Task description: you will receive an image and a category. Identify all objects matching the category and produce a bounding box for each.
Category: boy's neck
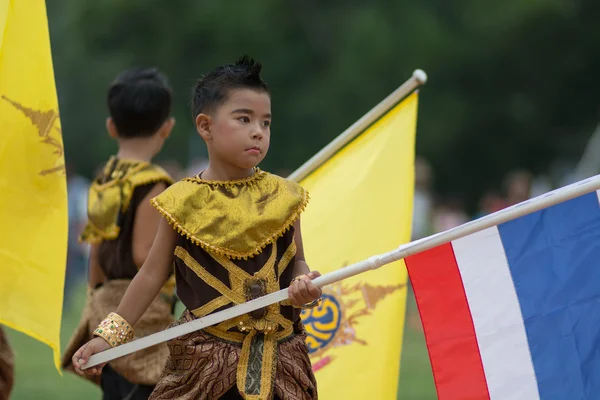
[201,162,255,181]
[116,138,158,162]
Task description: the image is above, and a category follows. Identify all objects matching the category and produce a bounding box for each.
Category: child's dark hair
[191,56,269,120]
[107,67,172,138]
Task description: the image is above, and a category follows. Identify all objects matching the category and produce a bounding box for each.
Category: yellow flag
[298,92,418,399]
[0,0,68,371]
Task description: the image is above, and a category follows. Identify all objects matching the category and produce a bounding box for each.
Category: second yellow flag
[298,92,419,399]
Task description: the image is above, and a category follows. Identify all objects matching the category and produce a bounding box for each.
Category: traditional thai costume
[145,168,318,400]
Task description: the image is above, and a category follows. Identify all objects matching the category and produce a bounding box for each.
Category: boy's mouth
[246,146,261,154]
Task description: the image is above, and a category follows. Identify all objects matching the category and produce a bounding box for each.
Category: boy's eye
[263,120,271,128]
[238,116,250,123]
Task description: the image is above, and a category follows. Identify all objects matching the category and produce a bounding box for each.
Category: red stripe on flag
[406,243,490,400]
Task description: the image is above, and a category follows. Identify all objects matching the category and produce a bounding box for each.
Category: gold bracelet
[302,297,322,309]
[291,274,308,283]
[291,297,322,309]
[93,312,134,348]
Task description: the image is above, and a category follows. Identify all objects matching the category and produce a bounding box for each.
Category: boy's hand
[288,271,322,308]
[72,337,111,376]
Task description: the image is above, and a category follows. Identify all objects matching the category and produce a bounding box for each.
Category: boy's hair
[191,55,269,120]
[108,67,172,138]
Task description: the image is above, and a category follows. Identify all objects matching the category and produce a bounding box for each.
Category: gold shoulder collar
[151,169,309,259]
[80,158,173,244]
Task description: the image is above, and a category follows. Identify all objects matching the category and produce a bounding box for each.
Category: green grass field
[5,286,436,399]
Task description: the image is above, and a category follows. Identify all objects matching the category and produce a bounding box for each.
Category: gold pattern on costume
[174,247,246,305]
[175,239,297,400]
[1,96,64,176]
[151,169,309,259]
[300,261,405,372]
[190,296,231,318]
[236,329,279,400]
[278,241,296,278]
[79,158,172,244]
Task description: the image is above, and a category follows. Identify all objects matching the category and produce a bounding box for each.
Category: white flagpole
[84,173,600,369]
[287,69,427,183]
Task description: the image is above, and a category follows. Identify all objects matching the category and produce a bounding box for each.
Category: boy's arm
[289,218,322,307]
[292,219,310,276]
[87,244,105,288]
[115,218,176,327]
[132,182,168,269]
[73,218,176,376]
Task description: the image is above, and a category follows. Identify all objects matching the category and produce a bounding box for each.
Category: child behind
[62,67,177,400]
[74,57,323,400]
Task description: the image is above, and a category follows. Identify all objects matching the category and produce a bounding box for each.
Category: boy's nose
[251,129,263,140]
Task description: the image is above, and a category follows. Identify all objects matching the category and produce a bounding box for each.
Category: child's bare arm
[132,182,168,268]
[72,219,176,376]
[116,218,176,326]
[288,218,322,306]
[292,219,310,276]
[87,244,105,288]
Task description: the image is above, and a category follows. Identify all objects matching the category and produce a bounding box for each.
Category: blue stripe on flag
[498,192,600,399]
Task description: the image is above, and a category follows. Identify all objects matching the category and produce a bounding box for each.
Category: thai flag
[406,190,600,399]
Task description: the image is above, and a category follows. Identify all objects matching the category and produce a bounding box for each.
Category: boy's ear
[196,113,212,142]
[159,117,176,139]
[106,117,118,138]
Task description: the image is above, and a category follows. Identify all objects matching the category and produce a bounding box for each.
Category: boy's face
[202,88,271,170]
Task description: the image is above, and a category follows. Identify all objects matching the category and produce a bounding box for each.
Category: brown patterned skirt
[61,280,175,386]
[149,310,317,400]
[0,327,14,400]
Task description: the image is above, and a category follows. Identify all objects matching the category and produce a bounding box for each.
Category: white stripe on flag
[453,227,540,400]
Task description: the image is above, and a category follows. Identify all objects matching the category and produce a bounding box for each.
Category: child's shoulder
[127,162,174,188]
[150,174,210,205]
[80,161,171,244]
[264,170,307,194]
[90,159,173,190]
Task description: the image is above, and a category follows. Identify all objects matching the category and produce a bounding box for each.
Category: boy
[74,57,322,400]
[63,67,177,400]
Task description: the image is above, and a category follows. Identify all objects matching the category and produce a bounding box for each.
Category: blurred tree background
[48,0,600,211]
